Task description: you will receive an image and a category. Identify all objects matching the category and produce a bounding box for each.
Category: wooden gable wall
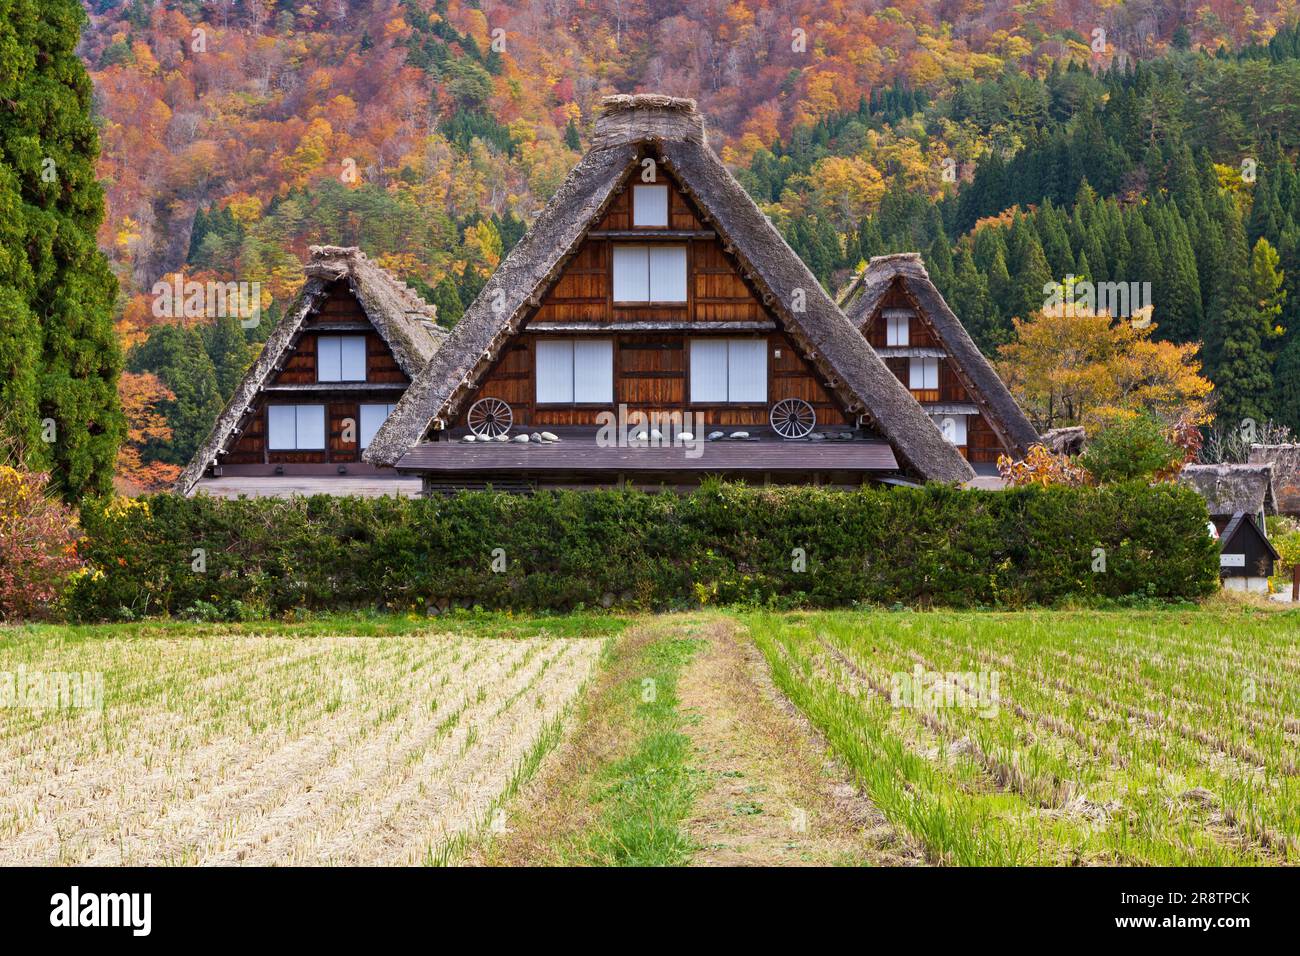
[460,167,849,430]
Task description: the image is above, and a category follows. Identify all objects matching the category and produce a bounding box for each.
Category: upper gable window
[632,184,669,227]
[612,245,687,302]
[318,335,367,382]
[886,313,910,346]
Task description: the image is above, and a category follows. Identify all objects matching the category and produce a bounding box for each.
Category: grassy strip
[576,633,704,865]
[480,620,707,866]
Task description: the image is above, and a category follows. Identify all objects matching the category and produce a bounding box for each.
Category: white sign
[1220,553,1246,568]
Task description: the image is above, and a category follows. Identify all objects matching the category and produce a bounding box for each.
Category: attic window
[612,245,687,302]
[632,184,669,227]
[886,313,910,346]
[318,335,367,382]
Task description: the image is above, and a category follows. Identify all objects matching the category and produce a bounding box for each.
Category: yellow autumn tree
[995,308,1214,432]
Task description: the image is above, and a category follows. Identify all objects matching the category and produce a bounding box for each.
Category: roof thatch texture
[365,96,972,483]
[1178,463,1275,517]
[175,246,446,496]
[1247,444,1300,516]
[842,252,1041,457]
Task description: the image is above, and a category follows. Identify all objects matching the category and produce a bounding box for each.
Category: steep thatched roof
[1178,463,1275,518]
[1247,444,1300,516]
[175,246,446,496]
[365,96,972,483]
[841,252,1040,457]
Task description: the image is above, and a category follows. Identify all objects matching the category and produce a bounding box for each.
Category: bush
[1081,411,1183,483]
[64,482,1220,621]
[0,465,83,621]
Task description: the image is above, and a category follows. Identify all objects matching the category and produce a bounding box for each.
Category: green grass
[565,630,705,866]
[742,607,1300,866]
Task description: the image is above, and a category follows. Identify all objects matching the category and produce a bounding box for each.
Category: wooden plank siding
[863,278,1010,463]
[455,169,852,432]
[223,282,410,466]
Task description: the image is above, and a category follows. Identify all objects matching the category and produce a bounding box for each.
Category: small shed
[1216,512,1279,593]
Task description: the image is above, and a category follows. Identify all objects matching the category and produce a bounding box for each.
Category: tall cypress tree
[1204,214,1277,426]
[1,0,122,496]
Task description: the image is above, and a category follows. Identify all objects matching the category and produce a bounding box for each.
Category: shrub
[0,465,83,621]
[1081,410,1183,483]
[63,482,1220,621]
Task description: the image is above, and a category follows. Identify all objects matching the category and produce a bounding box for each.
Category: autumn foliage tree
[116,372,182,491]
[995,307,1214,432]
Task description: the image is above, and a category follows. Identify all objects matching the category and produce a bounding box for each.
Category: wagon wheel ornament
[467,397,513,438]
[769,398,816,439]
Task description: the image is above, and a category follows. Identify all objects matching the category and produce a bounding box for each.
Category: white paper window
[359,403,396,449]
[689,339,729,403]
[887,314,910,346]
[536,339,575,403]
[909,357,938,390]
[933,414,967,446]
[612,246,650,301]
[633,184,669,227]
[318,335,367,382]
[612,245,687,302]
[267,404,326,450]
[535,339,613,403]
[727,339,767,402]
[648,245,688,301]
[267,405,296,450]
[690,339,768,403]
[573,339,614,403]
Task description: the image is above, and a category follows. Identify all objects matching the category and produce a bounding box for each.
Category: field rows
[744,611,1299,866]
[0,631,601,865]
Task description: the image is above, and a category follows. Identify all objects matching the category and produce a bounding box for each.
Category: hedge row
[66,482,1220,621]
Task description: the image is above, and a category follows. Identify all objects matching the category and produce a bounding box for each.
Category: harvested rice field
[0,625,603,865]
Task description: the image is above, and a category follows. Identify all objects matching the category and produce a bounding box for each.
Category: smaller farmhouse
[175,246,446,497]
[840,253,1040,471]
[1179,463,1279,593]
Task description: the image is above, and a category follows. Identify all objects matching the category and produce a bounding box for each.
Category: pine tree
[431,277,465,327]
[2,0,122,496]
[563,118,581,151]
[949,246,1002,354]
[1204,215,1278,426]
[205,315,253,401]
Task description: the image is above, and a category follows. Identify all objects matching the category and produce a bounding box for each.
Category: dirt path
[677,618,919,866]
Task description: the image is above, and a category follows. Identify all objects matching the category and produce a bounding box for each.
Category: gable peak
[594,94,704,149]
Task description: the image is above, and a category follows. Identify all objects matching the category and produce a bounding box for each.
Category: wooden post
[1292,564,1299,603]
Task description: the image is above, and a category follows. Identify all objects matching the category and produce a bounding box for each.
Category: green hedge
[66,482,1220,621]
